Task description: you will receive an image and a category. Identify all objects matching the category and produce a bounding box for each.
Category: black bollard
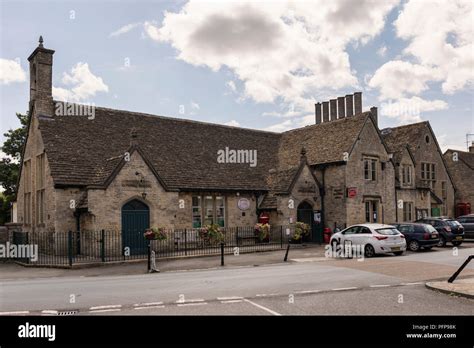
[220,242,225,266]
[284,243,291,262]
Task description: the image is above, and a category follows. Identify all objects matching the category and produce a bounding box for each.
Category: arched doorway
[297,201,322,243]
[121,199,150,255]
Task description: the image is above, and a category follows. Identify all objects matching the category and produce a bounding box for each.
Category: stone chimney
[370,106,378,127]
[28,36,55,116]
[337,97,345,119]
[330,99,337,121]
[315,103,322,124]
[345,94,354,117]
[354,92,362,114]
[322,101,329,122]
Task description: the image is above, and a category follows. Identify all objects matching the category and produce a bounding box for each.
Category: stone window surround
[192,194,226,228]
[401,164,413,187]
[403,201,414,222]
[363,155,379,182]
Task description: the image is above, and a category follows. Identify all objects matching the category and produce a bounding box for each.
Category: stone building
[443,145,474,217]
[20,38,463,250]
[381,122,456,220]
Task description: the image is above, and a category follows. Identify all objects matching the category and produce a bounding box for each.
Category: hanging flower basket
[254,223,270,242]
[144,227,168,241]
[198,224,225,244]
[292,222,310,242]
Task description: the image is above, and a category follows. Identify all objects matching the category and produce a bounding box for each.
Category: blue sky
[1,0,473,153]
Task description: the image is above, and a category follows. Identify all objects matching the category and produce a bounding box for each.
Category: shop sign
[347,187,357,198]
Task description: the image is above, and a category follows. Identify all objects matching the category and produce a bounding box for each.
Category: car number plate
[455,236,462,240]
[431,235,437,239]
[391,247,400,251]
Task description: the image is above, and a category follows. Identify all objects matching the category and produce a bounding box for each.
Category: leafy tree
[0,112,29,223]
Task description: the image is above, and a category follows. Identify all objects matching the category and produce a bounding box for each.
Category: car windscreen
[447,220,462,227]
[375,228,400,235]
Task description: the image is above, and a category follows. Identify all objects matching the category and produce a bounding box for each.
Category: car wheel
[364,244,375,258]
[437,236,446,247]
[452,241,463,247]
[394,251,404,256]
[408,240,420,252]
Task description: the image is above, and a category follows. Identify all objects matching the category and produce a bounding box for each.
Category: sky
[0,0,473,155]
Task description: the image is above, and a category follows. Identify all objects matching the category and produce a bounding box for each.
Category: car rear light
[399,234,405,238]
[423,233,430,240]
[374,235,388,240]
[444,226,451,232]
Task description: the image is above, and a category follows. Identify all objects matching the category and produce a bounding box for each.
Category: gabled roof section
[444,149,474,170]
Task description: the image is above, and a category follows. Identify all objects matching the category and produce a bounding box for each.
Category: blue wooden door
[122,200,150,255]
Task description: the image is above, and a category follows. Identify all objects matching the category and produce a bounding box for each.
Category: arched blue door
[122,199,150,255]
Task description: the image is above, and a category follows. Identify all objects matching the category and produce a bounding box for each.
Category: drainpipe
[320,166,326,229]
[74,210,81,254]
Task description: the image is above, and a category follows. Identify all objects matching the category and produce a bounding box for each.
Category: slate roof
[381,121,428,160]
[38,102,372,192]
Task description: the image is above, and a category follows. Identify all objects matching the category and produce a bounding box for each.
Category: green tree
[0,112,29,223]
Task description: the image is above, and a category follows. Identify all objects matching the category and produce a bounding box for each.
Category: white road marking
[217,296,243,301]
[332,287,358,291]
[41,310,58,315]
[295,290,321,294]
[89,309,122,313]
[0,311,30,315]
[244,299,282,316]
[134,305,165,310]
[256,293,279,297]
[89,305,122,310]
[133,302,163,307]
[401,282,423,286]
[221,300,243,304]
[177,302,208,307]
[175,298,204,304]
[369,284,391,288]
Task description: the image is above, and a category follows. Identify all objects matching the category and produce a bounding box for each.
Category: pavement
[0,244,473,315]
[426,278,474,299]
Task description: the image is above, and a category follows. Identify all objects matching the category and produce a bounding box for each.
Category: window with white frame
[364,158,377,181]
[192,195,226,228]
[401,165,413,186]
[403,202,413,222]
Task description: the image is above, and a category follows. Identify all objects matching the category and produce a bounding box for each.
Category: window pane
[365,202,370,222]
[216,196,225,227]
[192,196,202,228]
[204,196,214,225]
[364,160,369,179]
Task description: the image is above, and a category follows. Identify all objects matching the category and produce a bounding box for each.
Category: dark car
[415,217,464,247]
[457,214,474,240]
[392,223,439,251]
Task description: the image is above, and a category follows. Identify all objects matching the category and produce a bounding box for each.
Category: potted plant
[254,223,270,243]
[199,224,224,244]
[144,227,168,241]
[291,222,310,243]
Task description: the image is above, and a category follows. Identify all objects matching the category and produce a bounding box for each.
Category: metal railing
[8,225,296,267]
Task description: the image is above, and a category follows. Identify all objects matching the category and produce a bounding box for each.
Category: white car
[329,224,406,257]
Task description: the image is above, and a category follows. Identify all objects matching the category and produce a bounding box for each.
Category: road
[0,246,473,315]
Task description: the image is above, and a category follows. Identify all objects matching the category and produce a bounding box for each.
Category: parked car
[330,224,406,258]
[456,214,474,240]
[415,217,464,247]
[391,223,439,251]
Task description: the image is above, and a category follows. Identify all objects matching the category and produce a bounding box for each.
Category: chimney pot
[330,99,337,121]
[337,97,345,119]
[345,94,354,117]
[354,92,362,114]
[469,143,474,153]
[315,103,322,124]
[322,101,330,123]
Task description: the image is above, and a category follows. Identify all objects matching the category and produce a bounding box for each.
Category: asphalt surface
[1,246,473,315]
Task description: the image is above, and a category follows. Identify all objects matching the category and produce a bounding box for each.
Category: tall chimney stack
[28,36,55,116]
[330,99,337,121]
[315,103,322,124]
[345,94,354,117]
[337,97,345,119]
[354,92,362,114]
[370,106,378,128]
[322,101,330,123]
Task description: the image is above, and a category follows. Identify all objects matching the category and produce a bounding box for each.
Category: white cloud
[380,96,448,124]
[224,120,240,127]
[0,58,26,85]
[53,62,109,102]
[368,60,443,100]
[377,45,387,57]
[389,0,473,95]
[110,22,142,37]
[226,80,237,93]
[146,0,399,112]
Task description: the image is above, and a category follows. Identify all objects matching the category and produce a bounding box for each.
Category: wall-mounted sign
[237,198,250,211]
[314,211,321,223]
[347,187,357,198]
